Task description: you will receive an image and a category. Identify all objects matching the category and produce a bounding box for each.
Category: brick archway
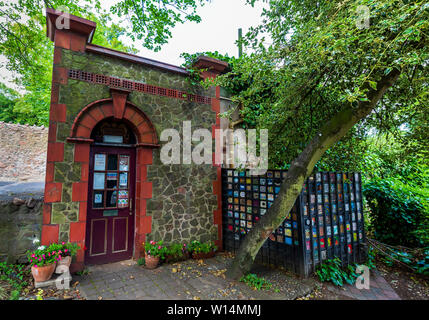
[67,97,158,146]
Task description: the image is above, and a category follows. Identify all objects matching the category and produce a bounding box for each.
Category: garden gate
[222,169,367,277]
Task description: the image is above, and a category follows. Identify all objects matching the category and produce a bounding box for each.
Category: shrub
[315,257,358,287]
[165,243,188,262]
[240,273,272,290]
[188,240,217,254]
[363,177,429,247]
[137,257,145,266]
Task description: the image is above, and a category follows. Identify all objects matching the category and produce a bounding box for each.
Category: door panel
[90,219,107,256]
[85,146,135,265]
[112,217,128,253]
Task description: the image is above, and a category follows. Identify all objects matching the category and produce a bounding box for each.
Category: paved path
[326,269,401,300]
[75,253,315,300]
[75,253,400,300]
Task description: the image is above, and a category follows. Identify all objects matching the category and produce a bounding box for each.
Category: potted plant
[189,240,217,260]
[26,245,61,283]
[165,243,189,263]
[48,242,80,273]
[143,240,168,269]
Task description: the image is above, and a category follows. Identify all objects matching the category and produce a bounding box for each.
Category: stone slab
[35,272,72,289]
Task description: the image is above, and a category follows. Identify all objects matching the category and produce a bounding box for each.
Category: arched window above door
[67,98,159,148]
[91,118,137,146]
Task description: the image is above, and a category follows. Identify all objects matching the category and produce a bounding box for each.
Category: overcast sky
[0,0,268,90]
[109,0,268,66]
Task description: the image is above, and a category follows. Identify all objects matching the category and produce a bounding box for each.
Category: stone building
[42,9,232,270]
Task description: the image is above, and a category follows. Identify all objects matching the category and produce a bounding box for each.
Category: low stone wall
[0,195,43,263]
[0,121,48,182]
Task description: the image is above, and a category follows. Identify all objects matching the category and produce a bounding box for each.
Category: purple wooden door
[85,146,135,264]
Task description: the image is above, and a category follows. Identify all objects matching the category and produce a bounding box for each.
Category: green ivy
[314,255,378,287]
[0,262,30,300]
[240,273,272,291]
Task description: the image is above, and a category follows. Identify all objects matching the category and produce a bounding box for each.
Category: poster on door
[94,154,106,171]
[118,190,129,208]
[119,156,129,171]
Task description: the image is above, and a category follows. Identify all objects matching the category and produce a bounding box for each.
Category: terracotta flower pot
[55,256,72,273]
[192,251,215,260]
[145,254,160,269]
[31,263,57,282]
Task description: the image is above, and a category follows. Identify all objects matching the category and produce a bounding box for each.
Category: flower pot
[145,254,160,269]
[192,251,215,260]
[55,256,72,273]
[165,251,190,264]
[31,263,57,283]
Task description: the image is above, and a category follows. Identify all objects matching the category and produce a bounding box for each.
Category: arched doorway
[66,91,160,266]
[85,119,137,264]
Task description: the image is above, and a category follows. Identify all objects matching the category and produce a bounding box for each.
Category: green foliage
[0,261,30,300]
[47,242,80,257]
[363,177,429,247]
[111,0,209,52]
[137,257,145,266]
[0,83,20,123]
[213,0,428,170]
[315,258,359,287]
[75,268,90,276]
[240,273,272,290]
[26,241,81,267]
[165,243,188,261]
[371,241,429,276]
[415,250,429,276]
[187,240,217,254]
[26,245,59,267]
[144,240,168,259]
[0,1,139,126]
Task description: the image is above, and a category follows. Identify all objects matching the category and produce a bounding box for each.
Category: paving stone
[76,257,399,301]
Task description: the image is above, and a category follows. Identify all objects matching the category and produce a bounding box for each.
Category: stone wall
[47,48,219,246]
[0,121,47,182]
[0,196,43,263]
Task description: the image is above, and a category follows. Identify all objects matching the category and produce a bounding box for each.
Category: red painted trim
[70,222,86,243]
[41,225,59,246]
[210,85,224,250]
[44,182,62,203]
[43,204,52,225]
[46,8,96,43]
[46,142,64,162]
[66,137,94,144]
[49,104,67,123]
[68,98,159,145]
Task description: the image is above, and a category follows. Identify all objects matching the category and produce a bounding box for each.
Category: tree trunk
[226,69,401,279]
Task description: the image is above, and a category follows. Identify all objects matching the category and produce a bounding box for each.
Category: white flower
[37,245,46,251]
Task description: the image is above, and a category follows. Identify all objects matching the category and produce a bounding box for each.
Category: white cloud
[0,0,269,89]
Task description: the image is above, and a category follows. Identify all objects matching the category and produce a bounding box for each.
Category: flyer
[93,172,105,190]
[94,154,106,171]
